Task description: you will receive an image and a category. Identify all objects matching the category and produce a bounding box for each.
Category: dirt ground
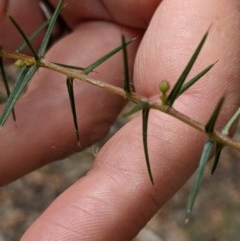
[0,65,240,240]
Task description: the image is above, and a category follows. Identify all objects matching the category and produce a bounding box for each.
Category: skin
[0,0,240,240]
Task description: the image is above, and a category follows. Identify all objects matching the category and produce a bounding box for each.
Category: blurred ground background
[0,65,240,241]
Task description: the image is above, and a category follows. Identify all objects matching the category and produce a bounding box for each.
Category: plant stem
[1,49,240,152]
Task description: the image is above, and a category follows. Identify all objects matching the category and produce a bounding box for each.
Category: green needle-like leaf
[167,30,209,106]
[211,143,223,175]
[66,77,80,146]
[121,34,131,93]
[142,105,154,185]
[83,38,134,75]
[53,62,85,71]
[222,107,240,136]
[0,50,11,97]
[178,62,216,97]
[17,19,50,52]
[124,101,154,184]
[205,97,224,133]
[186,139,214,222]
[0,53,16,120]
[0,52,9,96]
[38,0,64,57]
[8,16,39,61]
[210,107,240,174]
[0,66,38,126]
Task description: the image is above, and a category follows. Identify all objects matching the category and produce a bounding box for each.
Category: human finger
[20,0,240,241]
[0,0,45,51]
[0,21,140,184]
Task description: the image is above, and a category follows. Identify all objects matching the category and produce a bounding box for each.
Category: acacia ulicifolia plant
[0,0,239,220]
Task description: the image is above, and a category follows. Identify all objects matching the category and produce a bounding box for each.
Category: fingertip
[134,0,240,101]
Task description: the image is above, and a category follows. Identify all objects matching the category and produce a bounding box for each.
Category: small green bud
[15,59,26,68]
[15,59,34,68]
[159,80,170,105]
[159,80,170,93]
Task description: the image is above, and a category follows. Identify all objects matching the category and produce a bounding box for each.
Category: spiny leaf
[38,0,64,57]
[83,38,134,75]
[66,77,80,146]
[0,66,38,126]
[178,61,217,97]
[17,19,50,52]
[123,101,149,117]
[185,139,214,223]
[205,97,224,133]
[8,16,39,61]
[142,105,154,185]
[167,29,210,106]
[53,62,85,71]
[210,108,240,174]
[121,34,131,93]
[0,51,16,120]
[211,143,223,175]
[222,107,240,136]
[124,101,154,184]
[0,49,9,95]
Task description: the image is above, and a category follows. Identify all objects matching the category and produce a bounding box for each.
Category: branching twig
[1,48,239,152]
